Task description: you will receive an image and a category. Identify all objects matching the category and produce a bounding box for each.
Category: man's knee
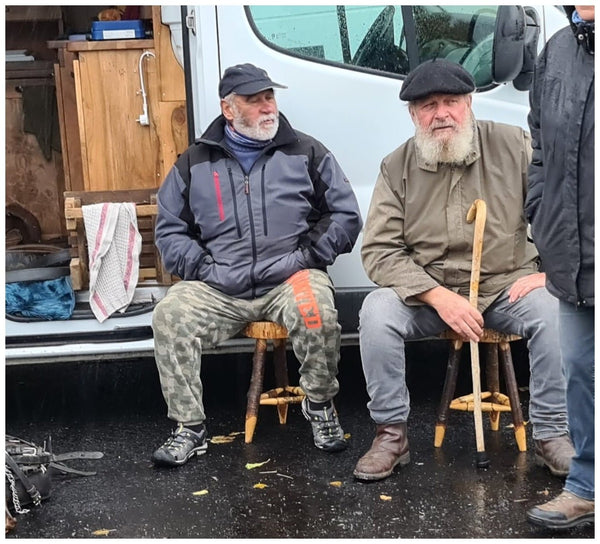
[360,288,398,332]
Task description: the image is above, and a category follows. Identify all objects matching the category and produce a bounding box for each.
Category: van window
[413,6,497,87]
[246,5,410,75]
[246,5,499,87]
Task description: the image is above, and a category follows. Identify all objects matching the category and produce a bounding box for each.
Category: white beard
[414,115,475,165]
[231,111,279,141]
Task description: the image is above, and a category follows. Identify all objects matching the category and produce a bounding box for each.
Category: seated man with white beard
[354,59,573,481]
[151,63,362,466]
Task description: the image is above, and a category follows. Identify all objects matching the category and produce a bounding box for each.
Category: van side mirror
[492,5,525,84]
[512,7,541,91]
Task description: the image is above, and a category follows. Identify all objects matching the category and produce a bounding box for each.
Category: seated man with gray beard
[354,59,573,481]
[151,63,362,466]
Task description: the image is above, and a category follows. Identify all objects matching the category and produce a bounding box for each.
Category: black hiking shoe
[301,398,348,452]
[151,423,208,467]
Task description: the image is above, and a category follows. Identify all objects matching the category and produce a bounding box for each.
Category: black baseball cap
[218,63,287,99]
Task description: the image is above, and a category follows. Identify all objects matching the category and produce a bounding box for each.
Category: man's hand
[416,286,483,342]
[508,272,546,303]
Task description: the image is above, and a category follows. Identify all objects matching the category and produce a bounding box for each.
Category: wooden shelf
[66,39,154,53]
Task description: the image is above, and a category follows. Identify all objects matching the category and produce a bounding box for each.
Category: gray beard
[232,113,279,141]
[414,116,476,165]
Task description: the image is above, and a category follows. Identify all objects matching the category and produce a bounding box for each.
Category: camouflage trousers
[152,269,341,425]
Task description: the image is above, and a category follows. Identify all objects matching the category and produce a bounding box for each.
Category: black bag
[5,435,103,515]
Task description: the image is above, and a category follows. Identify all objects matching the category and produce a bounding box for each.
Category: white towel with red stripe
[82,203,142,323]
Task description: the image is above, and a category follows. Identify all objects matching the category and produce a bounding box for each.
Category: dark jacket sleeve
[524,44,546,228]
[300,150,363,268]
[155,163,215,281]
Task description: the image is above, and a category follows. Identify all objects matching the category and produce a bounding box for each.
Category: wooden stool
[434,329,526,452]
[243,321,305,443]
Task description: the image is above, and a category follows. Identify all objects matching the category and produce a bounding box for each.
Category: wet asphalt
[5,343,594,539]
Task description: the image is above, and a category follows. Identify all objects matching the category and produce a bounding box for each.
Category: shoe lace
[546,491,577,508]
[314,409,342,438]
[163,424,190,451]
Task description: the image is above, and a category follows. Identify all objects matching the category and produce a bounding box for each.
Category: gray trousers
[359,286,568,440]
[152,269,341,425]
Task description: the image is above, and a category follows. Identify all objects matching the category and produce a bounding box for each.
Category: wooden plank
[65,189,157,204]
[54,62,71,190]
[53,50,84,192]
[66,39,154,53]
[152,6,186,102]
[158,101,187,180]
[64,203,157,220]
[72,59,91,190]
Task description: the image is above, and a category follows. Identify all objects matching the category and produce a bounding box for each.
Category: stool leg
[273,338,289,425]
[483,343,501,431]
[435,339,463,447]
[499,341,526,452]
[245,338,267,444]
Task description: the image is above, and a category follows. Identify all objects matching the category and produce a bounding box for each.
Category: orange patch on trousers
[286,270,322,329]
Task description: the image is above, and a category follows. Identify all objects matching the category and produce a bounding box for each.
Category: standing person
[353,59,574,482]
[150,63,362,466]
[525,5,594,530]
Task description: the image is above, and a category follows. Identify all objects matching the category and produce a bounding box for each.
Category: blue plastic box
[91,20,145,40]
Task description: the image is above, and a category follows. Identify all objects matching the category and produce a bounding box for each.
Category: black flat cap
[219,63,287,99]
[400,59,475,101]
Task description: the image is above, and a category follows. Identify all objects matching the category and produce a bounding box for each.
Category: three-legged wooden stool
[434,329,527,452]
[243,321,305,443]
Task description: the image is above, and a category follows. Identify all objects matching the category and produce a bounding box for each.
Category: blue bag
[6,276,75,320]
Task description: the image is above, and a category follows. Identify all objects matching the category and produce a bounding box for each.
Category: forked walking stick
[466,199,490,469]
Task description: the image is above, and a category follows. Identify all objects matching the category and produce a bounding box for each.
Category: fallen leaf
[210,435,236,444]
[329,481,343,487]
[253,482,268,489]
[246,459,271,470]
[92,529,116,536]
[380,495,392,501]
[192,489,209,496]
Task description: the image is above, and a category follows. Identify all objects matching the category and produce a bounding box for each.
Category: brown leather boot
[534,435,575,477]
[527,490,594,529]
[353,423,410,481]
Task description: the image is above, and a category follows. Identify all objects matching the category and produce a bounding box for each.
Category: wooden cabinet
[72,39,161,191]
[51,6,188,193]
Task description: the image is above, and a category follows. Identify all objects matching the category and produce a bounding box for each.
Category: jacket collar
[414,121,480,172]
[196,112,298,150]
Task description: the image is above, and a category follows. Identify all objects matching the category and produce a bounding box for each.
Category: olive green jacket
[362,120,539,311]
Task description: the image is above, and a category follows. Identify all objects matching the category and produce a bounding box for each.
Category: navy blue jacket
[156,113,362,299]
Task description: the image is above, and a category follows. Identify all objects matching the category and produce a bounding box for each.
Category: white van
[5,5,568,364]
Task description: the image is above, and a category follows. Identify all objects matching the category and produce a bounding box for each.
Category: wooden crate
[64,189,174,290]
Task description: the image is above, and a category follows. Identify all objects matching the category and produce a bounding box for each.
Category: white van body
[5,5,568,364]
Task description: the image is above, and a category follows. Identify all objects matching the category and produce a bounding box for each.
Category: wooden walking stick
[466,199,490,469]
